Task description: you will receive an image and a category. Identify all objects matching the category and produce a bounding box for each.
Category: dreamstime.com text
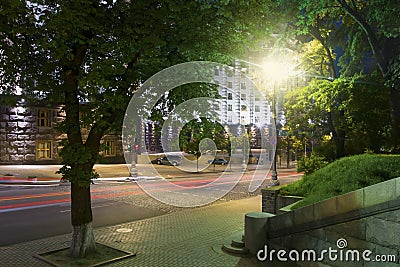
[257,238,397,264]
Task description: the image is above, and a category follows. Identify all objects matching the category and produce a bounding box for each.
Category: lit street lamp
[238,57,299,186]
[263,60,298,186]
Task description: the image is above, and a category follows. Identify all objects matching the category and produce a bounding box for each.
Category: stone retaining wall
[261,188,303,214]
[262,178,400,266]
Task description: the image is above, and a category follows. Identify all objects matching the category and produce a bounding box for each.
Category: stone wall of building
[0,103,125,164]
[0,104,64,164]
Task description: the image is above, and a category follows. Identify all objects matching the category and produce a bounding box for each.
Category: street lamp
[260,59,298,186]
[270,81,279,184]
[236,57,298,186]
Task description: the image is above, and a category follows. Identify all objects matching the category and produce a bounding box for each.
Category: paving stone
[0,196,265,267]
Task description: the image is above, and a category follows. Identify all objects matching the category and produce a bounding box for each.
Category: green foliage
[179,118,230,155]
[277,0,400,150]
[285,73,391,158]
[297,154,328,175]
[56,141,99,187]
[281,154,400,209]
[1,0,273,190]
[150,83,220,124]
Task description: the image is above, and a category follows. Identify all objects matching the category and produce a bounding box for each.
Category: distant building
[213,61,272,126]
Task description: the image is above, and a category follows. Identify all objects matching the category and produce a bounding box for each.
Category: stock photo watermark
[257,238,397,264]
[122,61,276,207]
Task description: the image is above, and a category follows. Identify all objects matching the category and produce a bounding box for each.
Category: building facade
[214,61,271,126]
[0,62,277,165]
[0,102,124,164]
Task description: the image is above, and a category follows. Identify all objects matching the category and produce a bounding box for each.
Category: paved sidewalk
[0,196,272,267]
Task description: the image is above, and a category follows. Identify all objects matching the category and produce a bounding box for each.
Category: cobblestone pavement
[0,196,273,267]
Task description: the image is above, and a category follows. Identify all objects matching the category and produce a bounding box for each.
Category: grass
[279,154,400,209]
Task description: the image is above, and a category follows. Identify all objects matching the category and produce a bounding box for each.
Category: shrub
[297,154,328,175]
[284,154,400,209]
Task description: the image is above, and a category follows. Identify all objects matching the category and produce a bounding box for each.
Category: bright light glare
[261,60,298,82]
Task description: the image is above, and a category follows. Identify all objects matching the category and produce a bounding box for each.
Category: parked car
[152,155,182,166]
[208,158,228,165]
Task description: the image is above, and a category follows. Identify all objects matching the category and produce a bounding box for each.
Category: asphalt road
[0,185,165,246]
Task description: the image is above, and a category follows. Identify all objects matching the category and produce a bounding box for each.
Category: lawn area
[280,154,400,209]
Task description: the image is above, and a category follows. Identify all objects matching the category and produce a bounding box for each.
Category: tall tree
[278,0,400,151]
[334,0,400,151]
[285,73,391,159]
[285,78,351,160]
[1,0,272,257]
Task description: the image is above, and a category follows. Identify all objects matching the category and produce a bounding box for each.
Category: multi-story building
[213,61,271,126]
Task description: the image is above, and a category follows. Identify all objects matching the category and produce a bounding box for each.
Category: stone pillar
[262,188,280,214]
[244,212,275,255]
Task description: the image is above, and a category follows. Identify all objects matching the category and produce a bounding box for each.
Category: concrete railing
[266,177,400,239]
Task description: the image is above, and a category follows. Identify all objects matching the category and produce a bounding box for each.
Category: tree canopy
[1,0,276,257]
[273,0,400,156]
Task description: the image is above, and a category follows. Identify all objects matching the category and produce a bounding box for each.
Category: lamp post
[261,61,296,186]
[270,81,279,185]
[237,57,299,186]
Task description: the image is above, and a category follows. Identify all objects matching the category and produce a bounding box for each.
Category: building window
[255,95,261,101]
[104,140,116,156]
[227,93,233,100]
[241,93,246,100]
[228,116,232,123]
[36,141,52,159]
[241,82,246,89]
[228,104,233,111]
[255,105,260,112]
[227,81,232,88]
[37,109,51,127]
[241,105,247,111]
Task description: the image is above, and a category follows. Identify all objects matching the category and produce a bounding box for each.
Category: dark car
[208,158,228,165]
[152,155,182,166]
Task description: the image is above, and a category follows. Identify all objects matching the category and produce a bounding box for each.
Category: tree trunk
[327,111,345,159]
[286,136,290,168]
[335,129,346,158]
[389,87,400,152]
[70,180,96,257]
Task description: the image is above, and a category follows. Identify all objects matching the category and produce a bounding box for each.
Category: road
[0,183,165,246]
[0,167,302,246]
